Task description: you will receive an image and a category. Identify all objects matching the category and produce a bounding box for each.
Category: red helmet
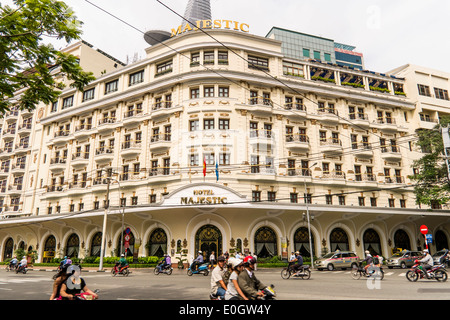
[244,256,256,265]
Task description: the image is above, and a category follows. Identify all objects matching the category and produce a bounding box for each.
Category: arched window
[435,230,448,251]
[3,237,14,260]
[65,234,80,258]
[147,228,167,257]
[254,227,278,258]
[294,227,315,257]
[330,228,349,252]
[43,235,56,263]
[90,232,102,257]
[363,228,382,256]
[394,229,411,251]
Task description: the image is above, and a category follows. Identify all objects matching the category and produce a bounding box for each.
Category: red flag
[203,157,207,178]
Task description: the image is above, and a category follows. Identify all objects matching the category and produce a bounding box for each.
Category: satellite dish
[144,30,171,46]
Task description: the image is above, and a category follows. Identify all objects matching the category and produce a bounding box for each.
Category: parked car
[314,251,360,271]
[432,250,449,267]
[386,250,422,269]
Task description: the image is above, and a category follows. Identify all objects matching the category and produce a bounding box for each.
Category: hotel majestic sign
[171,19,250,37]
[180,189,227,205]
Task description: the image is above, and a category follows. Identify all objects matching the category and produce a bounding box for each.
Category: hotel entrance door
[195,225,222,262]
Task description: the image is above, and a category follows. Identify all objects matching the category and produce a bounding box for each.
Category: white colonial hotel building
[1,25,450,264]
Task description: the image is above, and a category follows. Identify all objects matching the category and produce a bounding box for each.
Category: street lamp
[303,162,317,269]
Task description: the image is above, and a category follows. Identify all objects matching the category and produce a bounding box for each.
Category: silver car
[314,251,360,271]
[433,250,449,266]
[386,250,422,269]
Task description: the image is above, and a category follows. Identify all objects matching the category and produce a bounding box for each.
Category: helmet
[198,251,202,254]
[229,258,243,268]
[217,255,226,262]
[423,249,429,253]
[295,251,300,255]
[365,250,370,254]
[244,255,256,265]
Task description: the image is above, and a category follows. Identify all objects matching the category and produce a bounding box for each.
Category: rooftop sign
[171,19,250,37]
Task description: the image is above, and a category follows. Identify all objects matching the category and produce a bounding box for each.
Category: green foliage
[410,116,450,206]
[0,0,95,113]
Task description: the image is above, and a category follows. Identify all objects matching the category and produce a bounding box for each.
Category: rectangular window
[290,193,298,203]
[324,53,331,62]
[204,153,215,165]
[388,198,395,208]
[338,195,346,205]
[203,51,215,64]
[358,197,365,206]
[191,52,200,66]
[190,88,200,99]
[190,154,199,166]
[303,48,310,58]
[252,191,261,202]
[248,55,269,71]
[267,191,276,202]
[219,153,230,165]
[218,119,229,130]
[314,51,321,60]
[129,70,144,86]
[370,197,377,207]
[218,86,229,97]
[218,51,228,64]
[417,84,431,97]
[204,86,214,97]
[189,120,199,131]
[400,199,406,208]
[105,79,118,94]
[325,195,333,205]
[434,87,449,100]
[51,101,58,113]
[203,119,214,130]
[156,60,173,75]
[82,88,95,102]
[62,95,74,109]
[283,61,304,77]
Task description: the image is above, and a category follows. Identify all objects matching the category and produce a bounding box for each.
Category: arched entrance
[147,228,167,257]
[363,228,382,256]
[195,225,222,262]
[330,228,349,252]
[90,232,102,257]
[44,235,56,263]
[254,227,278,258]
[65,234,80,258]
[293,227,315,257]
[3,237,13,260]
[394,229,411,251]
[435,230,449,251]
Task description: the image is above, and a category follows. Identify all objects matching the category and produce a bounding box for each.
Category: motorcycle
[256,284,276,300]
[351,262,384,280]
[281,263,311,280]
[187,262,209,276]
[111,262,130,277]
[406,259,447,282]
[15,264,27,274]
[75,289,100,300]
[154,262,173,275]
[5,262,18,272]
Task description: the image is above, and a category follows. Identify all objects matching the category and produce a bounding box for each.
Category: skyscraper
[181,0,212,29]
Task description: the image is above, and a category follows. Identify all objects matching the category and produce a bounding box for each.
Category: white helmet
[423,249,429,253]
[229,258,243,268]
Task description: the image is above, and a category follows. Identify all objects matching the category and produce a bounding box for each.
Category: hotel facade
[1,25,450,265]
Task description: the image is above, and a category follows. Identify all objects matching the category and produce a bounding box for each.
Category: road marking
[385,272,394,276]
[399,273,406,277]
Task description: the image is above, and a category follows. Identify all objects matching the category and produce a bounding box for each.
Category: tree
[0,0,95,113]
[410,115,450,208]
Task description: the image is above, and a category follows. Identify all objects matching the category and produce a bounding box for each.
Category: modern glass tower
[181,0,212,29]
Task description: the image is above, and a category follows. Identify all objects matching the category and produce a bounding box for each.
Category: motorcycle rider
[62,256,72,267]
[118,254,128,273]
[9,256,18,270]
[237,256,265,300]
[362,250,373,273]
[191,251,204,271]
[158,253,171,272]
[419,249,434,278]
[18,256,27,272]
[291,251,304,275]
[59,265,98,300]
[210,255,227,299]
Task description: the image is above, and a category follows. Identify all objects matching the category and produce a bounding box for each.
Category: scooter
[256,284,276,300]
[154,262,173,275]
[15,264,27,274]
[74,289,100,300]
[111,262,130,276]
[187,262,209,276]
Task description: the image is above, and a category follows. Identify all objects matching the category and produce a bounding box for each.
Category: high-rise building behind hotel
[181,0,212,29]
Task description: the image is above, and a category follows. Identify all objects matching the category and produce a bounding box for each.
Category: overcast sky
[24,0,450,73]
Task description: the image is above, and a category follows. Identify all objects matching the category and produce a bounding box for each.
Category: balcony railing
[250,129,272,138]
[248,97,273,107]
[385,176,405,184]
[151,133,171,142]
[152,101,173,111]
[148,167,171,176]
[98,117,117,125]
[285,134,309,143]
[286,168,312,177]
[354,173,376,182]
[123,109,143,118]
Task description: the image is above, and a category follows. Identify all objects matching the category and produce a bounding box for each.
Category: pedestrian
[252,252,258,271]
[209,251,216,270]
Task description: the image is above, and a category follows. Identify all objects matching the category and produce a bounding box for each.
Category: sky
[9,0,450,73]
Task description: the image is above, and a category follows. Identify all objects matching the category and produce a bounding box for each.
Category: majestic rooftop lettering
[171,19,250,37]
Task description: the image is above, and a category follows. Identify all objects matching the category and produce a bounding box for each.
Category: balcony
[121,141,142,158]
[372,118,397,132]
[320,138,343,154]
[11,163,26,174]
[52,130,71,145]
[97,117,118,133]
[380,146,402,161]
[150,133,171,151]
[17,124,32,135]
[348,113,370,128]
[94,147,114,163]
[0,167,9,177]
[283,103,307,119]
[8,184,23,195]
[123,109,146,127]
[151,101,176,118]
[14,143,30,155]
[249,130,274,147]
[320,172,347,186]
[242,97,273,114]
[285,168,312,179]
[351,143,373,158]
[0,147,13,159]
[49,158,67,172]
[68,182,89,195]
[352,173,377,187]
[285,134,310,151]
[71,153,90,168]
[2,129,16,140]
[148,167,181,183]
[316,108,339,124]
[74,124,94,140]
[384,176,406,185]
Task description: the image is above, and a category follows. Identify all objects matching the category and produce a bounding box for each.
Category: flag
[215,157,219,182]
[203,156,207,181]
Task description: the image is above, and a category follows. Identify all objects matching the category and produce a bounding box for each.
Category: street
[0,266,449,300]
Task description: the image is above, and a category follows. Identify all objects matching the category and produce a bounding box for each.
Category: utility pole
[303,162,317,268]
[98,174,110,271]
[442,126,450,181]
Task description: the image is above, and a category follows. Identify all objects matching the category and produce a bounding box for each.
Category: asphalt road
[1,266,449,301]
